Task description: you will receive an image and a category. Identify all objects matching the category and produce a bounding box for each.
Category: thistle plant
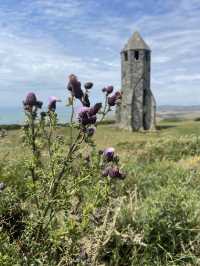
[0,75,125,264]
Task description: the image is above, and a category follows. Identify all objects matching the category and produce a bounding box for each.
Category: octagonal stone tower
[116,31,156,131]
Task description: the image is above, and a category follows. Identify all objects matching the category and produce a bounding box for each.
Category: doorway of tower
[143,88,149,130]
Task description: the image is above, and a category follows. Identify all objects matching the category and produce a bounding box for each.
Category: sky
[0,0,200,107]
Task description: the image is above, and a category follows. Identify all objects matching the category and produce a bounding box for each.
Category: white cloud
[0,26,119,107]
[153,56,171,64]
[174,74,200,81]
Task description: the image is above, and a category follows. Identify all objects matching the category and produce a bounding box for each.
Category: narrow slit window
[124,51,128,61]
[134,50,139,60]
[145,51,149,61]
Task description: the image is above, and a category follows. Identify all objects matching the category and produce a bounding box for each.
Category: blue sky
[0,0,200,107]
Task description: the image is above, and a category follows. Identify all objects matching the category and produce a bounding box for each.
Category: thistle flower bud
[48,96,60,112]
[102,86,114,95]
[86,127,96,137]
[67,74,84,100]
[106,85,114,95]
[88,103,102,116]
[84,82,93,90]
[103,147,115,161]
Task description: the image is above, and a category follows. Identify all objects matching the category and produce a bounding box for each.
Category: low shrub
[136,182,200,264]
[0,124,21,130]
[137,136,200,163]
[98,181,200,265]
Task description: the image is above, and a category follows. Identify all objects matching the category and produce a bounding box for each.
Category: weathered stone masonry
[116,32,156,131]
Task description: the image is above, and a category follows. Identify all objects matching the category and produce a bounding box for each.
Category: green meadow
[1,119,200,265]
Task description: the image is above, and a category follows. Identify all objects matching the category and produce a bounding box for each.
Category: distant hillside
[158,105,200,112]
[157,105,200,120]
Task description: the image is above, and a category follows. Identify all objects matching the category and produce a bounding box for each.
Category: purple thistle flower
[67,74,84,100]
[48,96,60,112]
[102,166,126,179]
[108,167,126,179]
[108,91,122,107]
[84,82,93,90]
[23,92,43,111]
[24,92,37,106]
[77,107,97,126]
[88,103,102,116]
[103,147,115,161]
[77,107,90,125]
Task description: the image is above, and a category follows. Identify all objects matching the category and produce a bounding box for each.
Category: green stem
[97,95,110,125]
[35,130,84,239]
[70,98,75,145]
[29,112,40,210]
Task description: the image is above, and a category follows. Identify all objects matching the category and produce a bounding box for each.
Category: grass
[2,119,200,264]
[2,119,200,159]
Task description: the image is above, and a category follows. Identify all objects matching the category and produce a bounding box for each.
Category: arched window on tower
[134,50,139,60]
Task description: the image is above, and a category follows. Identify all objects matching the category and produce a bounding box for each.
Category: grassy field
[1,119,200,265]
[2,119,200,161]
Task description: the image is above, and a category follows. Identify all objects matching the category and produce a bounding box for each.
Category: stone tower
[116,31,156,131]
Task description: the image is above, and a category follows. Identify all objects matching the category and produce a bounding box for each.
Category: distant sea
[0,105,116,125]
[0,106,72,125]
[2,105,200,125]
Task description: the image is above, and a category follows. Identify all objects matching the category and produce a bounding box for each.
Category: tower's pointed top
[123,31,150,51]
